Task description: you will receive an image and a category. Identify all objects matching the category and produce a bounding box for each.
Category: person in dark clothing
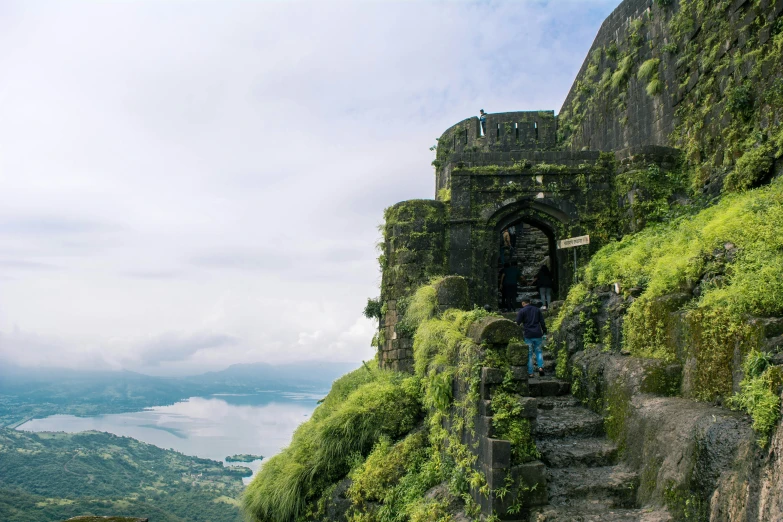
[533,263,554,310]
[479,109,487,135]
[515,298,547,377]
[500,261,520,311]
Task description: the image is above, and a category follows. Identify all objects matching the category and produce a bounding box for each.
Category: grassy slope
[554,176,783,443]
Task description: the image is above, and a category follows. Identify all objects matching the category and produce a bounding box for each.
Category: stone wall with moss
[378,200,448,372]
[559,0,783,194]
[447,147,685,305]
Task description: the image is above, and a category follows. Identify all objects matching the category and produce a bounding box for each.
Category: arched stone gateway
[378,111,682,371]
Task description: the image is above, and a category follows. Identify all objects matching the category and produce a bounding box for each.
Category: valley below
[0,362,356,522]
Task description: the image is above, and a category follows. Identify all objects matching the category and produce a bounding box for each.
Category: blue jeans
[526,337,544,375]
[539,287,552,307]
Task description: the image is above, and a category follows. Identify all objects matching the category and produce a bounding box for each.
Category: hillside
[0,428,247,522]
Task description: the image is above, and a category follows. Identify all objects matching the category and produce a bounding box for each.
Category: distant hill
[185,361,361,390]
[0,428,244,522]
[0,361,360,427]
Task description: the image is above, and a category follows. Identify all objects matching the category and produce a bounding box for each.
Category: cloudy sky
[0,0,617,375]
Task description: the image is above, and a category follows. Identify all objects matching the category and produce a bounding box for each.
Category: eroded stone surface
[535,405,604,439]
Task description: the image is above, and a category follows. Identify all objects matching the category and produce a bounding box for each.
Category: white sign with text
[557,235,590,249]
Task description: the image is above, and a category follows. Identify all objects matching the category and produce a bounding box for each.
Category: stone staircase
[526,351,671,522]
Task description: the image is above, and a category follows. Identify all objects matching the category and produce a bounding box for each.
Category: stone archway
[476,201,571,309]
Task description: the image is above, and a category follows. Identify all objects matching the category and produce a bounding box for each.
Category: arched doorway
[496,218,557,311]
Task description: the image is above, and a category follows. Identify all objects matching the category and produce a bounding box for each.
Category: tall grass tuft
[637,58,660,81]
[242,364,421,522]
[611,55,634,90]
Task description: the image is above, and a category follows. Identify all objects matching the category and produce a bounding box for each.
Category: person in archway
[533,261,553,310]
[516,297,547,377]
[479,109,487,136]
[500,261,520,312]
[502,227,514,254]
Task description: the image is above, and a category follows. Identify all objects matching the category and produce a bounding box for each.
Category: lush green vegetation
[244,281,538,522]
[243,364,422,521]
[0,428,244,522]
[728,351,783,446]
[553,176,783,441]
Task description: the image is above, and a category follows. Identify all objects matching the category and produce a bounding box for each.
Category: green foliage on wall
[728,350,783,446]
[559,0,783,193]
[554,177,783,404]
[364,297,383,320]
[667,0,783,191]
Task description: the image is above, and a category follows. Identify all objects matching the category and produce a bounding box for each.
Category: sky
[0,0,618,376]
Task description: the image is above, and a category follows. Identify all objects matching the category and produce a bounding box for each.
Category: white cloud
[0,0,616,374]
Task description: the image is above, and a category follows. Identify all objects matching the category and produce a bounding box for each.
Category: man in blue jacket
[515,298,547,377]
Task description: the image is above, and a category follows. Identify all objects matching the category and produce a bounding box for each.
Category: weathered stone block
[468,317,522,346]
[434,275,470,310]
[480,379,496,401]
[518,396,538,419]
[482,438,511,469]
[477,415,496,438]
[510,461,548,506]
[748,316,783,339]
[510,366,528,381]
[482,367,504,385]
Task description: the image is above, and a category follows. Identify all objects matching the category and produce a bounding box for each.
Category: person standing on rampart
[479,109,487,136]
[516,297,547,377]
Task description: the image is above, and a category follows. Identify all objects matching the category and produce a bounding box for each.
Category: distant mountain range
[0,361,360,428]
[184,361,361,390]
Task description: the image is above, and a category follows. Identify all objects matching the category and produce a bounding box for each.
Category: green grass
[554,177,783,400]
[611,55,633,90]
[584,177,783,318]
[242,364,421,522]
[637,58,660,81]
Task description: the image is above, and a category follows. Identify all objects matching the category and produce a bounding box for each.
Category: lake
[17,391,322,483]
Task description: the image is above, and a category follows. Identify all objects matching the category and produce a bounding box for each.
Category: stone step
[535,406,604,438]
[529,503,671,522]
[537,396,580,410]
[537,437,619,468]
[546,466,639,508]
[528,376,571,397]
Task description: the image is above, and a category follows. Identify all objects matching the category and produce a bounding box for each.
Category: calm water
[18,391,322,483]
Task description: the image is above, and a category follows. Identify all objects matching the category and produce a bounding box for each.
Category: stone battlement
[437,111,557,156]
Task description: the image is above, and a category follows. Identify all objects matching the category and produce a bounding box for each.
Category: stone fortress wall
[559,0,783,193]
[372,0,783,518]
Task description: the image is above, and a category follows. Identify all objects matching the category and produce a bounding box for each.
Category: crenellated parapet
[435,111,558,194]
